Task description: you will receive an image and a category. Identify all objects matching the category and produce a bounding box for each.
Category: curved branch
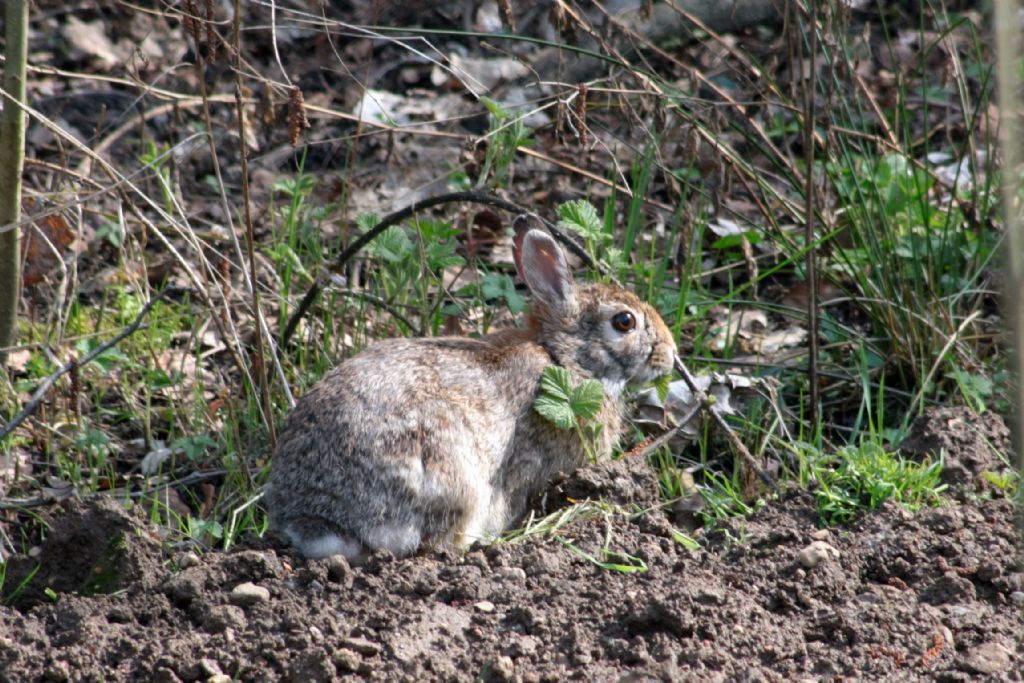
[280,190,594,346]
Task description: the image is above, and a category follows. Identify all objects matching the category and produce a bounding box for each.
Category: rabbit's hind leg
[446,480,503,550]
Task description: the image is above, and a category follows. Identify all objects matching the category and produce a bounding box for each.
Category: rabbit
[265,224,677,561]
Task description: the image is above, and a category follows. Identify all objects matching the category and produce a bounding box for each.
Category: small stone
[961,642,1012,675]
[176,551,202,569]
[489,655,515,681]
[798,541,840,568]
[106,606,132,623]
[976,560,1001,582]
[809,528,830,541]
[1009,591,1024,605]
[495,567,527,582]
[325,554,354,587]
[229,581,270,606]
[162,571,204,606]
[309,625,325,643]
[522,548,563,577]
[207,676,232,683]
[341,636,381,656]
[333,649,361,673]
[941,626,955,649]
[697,586,726,606]
[199,658,222,677]
[474,600,496,613]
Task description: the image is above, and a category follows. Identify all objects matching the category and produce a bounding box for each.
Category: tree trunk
[0,0,29,363]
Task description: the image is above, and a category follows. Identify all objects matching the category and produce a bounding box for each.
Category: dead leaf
[199,483,216,518]
[22,213,76,286]
[141,441,174,476]
[62,16,126,70]
[752,326,808,354]
[445,54,529,94]
[635,373,775,452]
[708,307,768,351]
[5,349,32,373]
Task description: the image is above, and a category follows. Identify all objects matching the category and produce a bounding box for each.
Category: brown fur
[265,230,676,560]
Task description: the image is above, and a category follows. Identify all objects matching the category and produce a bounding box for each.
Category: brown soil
[1,407,1021,682]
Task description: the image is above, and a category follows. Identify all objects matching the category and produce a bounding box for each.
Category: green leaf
[425,241,465,271]
[671,529,701,551]
[365,225,413,264]
[557,199,603,243]
[558,539,648,573]
[651,373,671,403]
[481,96,512,122]
[710,231,761,250]
[172,434,217,461]
[266,242,312,280]
[533,395,575,430]
[481,273,526,314]
[355,212,380,232]
[272,173,316,198]
[413,217,459,242]
[569,379,605,421]
[188,517,224,541]
[75,339,130,372]
[534,366,605,429]
[539,366,574,403]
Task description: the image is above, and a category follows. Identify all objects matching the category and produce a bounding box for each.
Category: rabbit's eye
[611,311,636,332]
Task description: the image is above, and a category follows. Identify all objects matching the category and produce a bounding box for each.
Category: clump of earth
[1,406,1021,682]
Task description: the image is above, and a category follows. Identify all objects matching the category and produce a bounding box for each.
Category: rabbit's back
[266,332,572,558]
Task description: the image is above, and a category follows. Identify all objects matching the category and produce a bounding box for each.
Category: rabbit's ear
[519,229,576,312]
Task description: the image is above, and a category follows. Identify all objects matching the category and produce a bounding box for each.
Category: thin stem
[234,0,277,445]
[0,0,29,362]
[803,0,821,430]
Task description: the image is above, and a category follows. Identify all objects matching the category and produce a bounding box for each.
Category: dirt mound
[3,496,165,607]
[1,409,1022,681]
[900,406,1014,497]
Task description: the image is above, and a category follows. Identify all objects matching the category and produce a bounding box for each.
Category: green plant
[557,538,648,573]
[502,498,652,572]
[475,97,534,189]
[556,199,624,276]
[533,365,606,462]
[480,273,525,315]
[811,441,945,526]
[981,470,1020,498]
[138,141,176,215]
[268,167,337,325]
[51,424,115,493]
[698,468,761,522]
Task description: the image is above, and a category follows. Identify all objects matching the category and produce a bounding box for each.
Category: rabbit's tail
[280,517,366,562]
[281,514,428,563]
